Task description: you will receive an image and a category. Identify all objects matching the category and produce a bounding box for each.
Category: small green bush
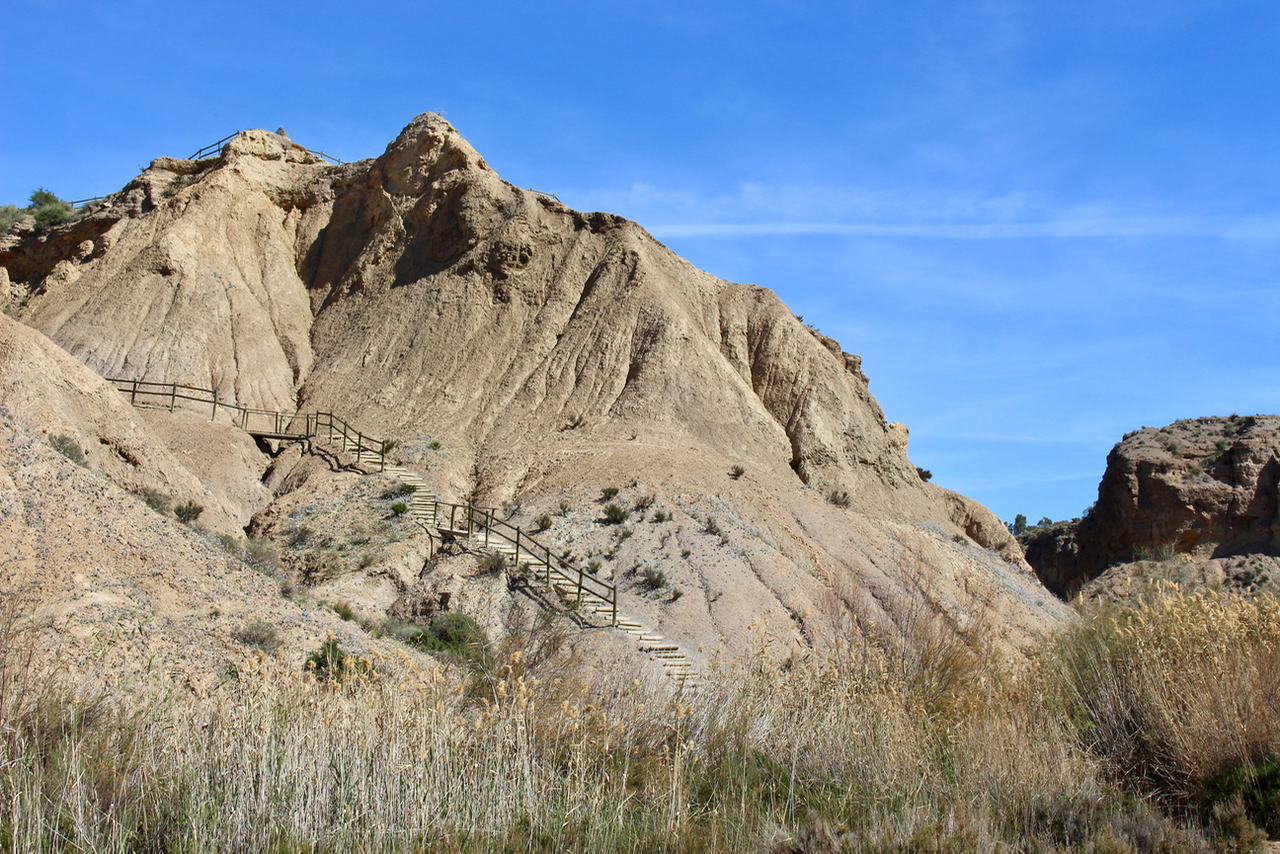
[390,501,408,516]
[640,568,667,591]
[828,490,850,508]
[633,494,655,512]
[233,619,281,654]
[600,487,619,502]
[652,510,669,523]
[306,638,368,683]
[428,440,442,450]
[916,467,933,482]
[49,434,85,466]
[137,487,170,515]
[479,552,507,574]
[534,514,552,532]
[703,518,722,537]
[380,482,416,499]
[242,538,280,574]
[587,559,602,575]
[1204,756,1280,838]
[407,613,490,670]
[602,503,629,525]
[174,501,204,524]
[730,465,746,480]
[333,600,356,621]
[28,188,72,232]
[0,203,19,233]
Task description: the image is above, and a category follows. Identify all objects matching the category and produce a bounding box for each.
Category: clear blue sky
[4,1,1279,526]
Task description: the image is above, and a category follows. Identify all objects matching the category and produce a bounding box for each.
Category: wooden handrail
[105,377,388,472]
[420,496,617,624]
[107,375,617,623]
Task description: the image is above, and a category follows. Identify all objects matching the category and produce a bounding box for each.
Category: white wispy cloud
[650,217,1280,239]
[573,181,1280,241]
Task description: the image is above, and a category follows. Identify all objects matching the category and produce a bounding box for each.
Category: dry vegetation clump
[3,581,1277,850]
[1051,582,1280,841]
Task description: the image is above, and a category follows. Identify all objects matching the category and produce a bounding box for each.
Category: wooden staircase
[104,374,699,688]
[382,464,699,689]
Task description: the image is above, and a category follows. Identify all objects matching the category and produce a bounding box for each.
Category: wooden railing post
[130,379,138,405]
[211,388,218,421]
[169,383,176,412]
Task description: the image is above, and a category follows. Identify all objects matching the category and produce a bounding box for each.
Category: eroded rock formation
[1026,415,1280,596]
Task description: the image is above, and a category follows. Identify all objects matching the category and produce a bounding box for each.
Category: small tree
[1013,514,1027,535]
[28,188,71,232]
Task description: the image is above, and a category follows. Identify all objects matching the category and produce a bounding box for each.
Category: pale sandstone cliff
[1,114,1068,667]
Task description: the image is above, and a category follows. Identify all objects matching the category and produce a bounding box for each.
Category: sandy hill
[0,115,1069,676]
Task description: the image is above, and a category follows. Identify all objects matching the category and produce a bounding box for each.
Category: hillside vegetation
[3,582,1277,851]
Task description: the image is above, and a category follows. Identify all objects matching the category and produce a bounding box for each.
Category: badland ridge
[0,114,1068,683]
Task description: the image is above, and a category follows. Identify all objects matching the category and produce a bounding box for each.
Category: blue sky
[4,1,1279,525]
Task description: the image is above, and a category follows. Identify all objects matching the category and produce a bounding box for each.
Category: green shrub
[730,465,746,480]
[333,601,356,621]
[479,552,507,574]
[600,486,619,502]
[174,501,204,524]
[390,501,408,516]
[703,518,722,537]
[639,568,667,591]
[28,188,71,232]
[916,467,933,482]
[0,203,19,233]
[428,440,442,450]
[49,434,85,466]
[379,481,416,499]
[652,510,670,523]
[136,487,170,515]
[242,538,280,574]
[306,638,368,683]
[602,503,628,525]
[828,490,850,508]
[1203,756,1280,838]
[534,514,552,532]
[587,559,602,575]
[633,494,655,512]
[233,619,281,654]
[407,613,490,669]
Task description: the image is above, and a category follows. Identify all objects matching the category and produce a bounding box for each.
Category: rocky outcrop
[1026,415,1280,596]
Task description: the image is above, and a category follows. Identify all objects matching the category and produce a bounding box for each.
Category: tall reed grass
[2,582,1276,851]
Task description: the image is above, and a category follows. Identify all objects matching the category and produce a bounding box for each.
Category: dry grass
[2,580,1277,851]
[1052,583,1280,831]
